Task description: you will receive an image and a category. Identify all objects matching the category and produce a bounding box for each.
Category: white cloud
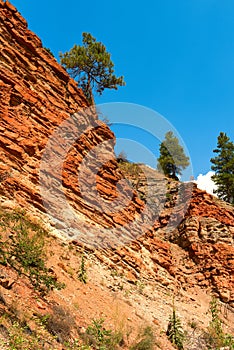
[195,171,217,196]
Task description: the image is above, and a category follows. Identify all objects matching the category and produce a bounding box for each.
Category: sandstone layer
[0,0,233,310]
[0,0,145,248]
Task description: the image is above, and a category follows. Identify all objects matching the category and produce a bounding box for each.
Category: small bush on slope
[82,318,123,349]
[166,303,184,350]
[0,208,65,294]
[203,297,234,349]
[130,326,155,350]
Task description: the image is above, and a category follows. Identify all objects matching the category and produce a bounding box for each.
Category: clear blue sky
[10,0,234,178]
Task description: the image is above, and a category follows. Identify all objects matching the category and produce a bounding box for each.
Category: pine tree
[157,131,190,180]
[211,132,234,204]
[60,32,125,105]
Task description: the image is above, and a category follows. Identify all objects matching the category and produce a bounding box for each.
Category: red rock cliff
[0,0,145,248]
[0,0,233,308]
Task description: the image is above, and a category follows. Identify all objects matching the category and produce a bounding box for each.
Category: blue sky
[10,0,234,179]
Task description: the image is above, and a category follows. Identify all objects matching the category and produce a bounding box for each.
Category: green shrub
[130,326,155,350]
[166,304,184,350]
[204,297,234,349]
[82,318,123,349]
[78,255,87,284]
[0,209,65,294]
[118,161,142,178]
[2,320,41,350]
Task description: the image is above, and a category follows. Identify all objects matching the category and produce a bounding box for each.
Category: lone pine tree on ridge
[157,131,190,180]
[60,32,125,105]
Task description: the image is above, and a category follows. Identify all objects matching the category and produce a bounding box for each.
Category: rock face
[0,0,87,210]
[180,188,234,303]
[0,0,233,309]
[101,163,234,304]
[0,0,145,247]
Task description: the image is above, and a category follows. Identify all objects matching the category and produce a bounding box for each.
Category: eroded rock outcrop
[0,0,233,309]
[99,171,234,304]
[0,0,146,248]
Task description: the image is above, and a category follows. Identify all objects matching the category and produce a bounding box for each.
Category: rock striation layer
[0,0,233,307]
[0,0,145,247]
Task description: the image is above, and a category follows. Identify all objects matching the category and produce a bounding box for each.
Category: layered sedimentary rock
[101,183,234,304]
[0,0,146,248]
[0,1,233,306]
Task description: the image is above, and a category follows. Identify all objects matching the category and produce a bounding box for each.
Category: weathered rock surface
[0,0,233,314]
[109,180,234,304]
[0,0,145,248]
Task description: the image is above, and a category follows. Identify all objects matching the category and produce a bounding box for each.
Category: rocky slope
[0,1,233,349]
[0,0,151,248]
[113,163,234,305]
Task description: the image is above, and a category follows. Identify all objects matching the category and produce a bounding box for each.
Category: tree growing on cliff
[157,131,190,180]
[60,32,125,105]
[211,132,234,204]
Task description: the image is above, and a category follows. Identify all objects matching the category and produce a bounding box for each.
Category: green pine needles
[211,132,234,204]
[60,32,125,105]
[157,131,190,180]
